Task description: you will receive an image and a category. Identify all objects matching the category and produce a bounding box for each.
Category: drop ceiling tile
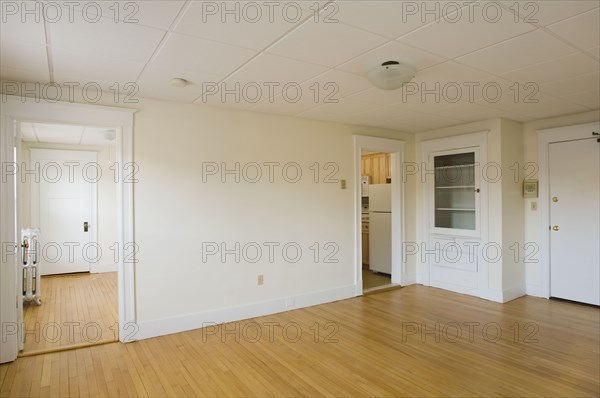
[347,61,500,107]
[397,5,536,59]
[587,46,600,60]
[174,1,307,50]
[58,0,186,29]
[501,52,600,84]
[539,72,600,97]
[297,97,381,121]
[248,69,372,115]
[0,3,46,45]
[267,18,387,67]
[0,66,50,84]
[335,0,453,39]
[0,39,48,72]
[52,48,143,84]
[137,63,217,103]
[336,41,445,76]
[227,53,327,85]
[499,0,599,27]
[32,123,85,144]
[151,33,258,80]
[455,29,577,75]
[561,89,600,109]
[547,8,600,49]
[80,127,116,146]
[49,14,165,63]
[477,90,589,117]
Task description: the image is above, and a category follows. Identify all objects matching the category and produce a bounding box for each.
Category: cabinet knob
[474,188,480,193]
[552,225,559,231]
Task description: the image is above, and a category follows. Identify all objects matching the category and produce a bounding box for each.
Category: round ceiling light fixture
[170,78,189,87]
[366,61,416,90]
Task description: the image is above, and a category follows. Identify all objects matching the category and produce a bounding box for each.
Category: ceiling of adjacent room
[1,0,598,132]
[20,122,116,145]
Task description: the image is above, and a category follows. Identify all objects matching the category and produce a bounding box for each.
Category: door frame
[537,121,600,299]
[353,135,406,295]
[0,95,136,363]
[29,148,98,275]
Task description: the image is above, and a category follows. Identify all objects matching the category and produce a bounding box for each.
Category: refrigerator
[369,184,392,274]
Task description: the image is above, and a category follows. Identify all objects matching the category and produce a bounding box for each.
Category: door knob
[84,222,89,232]
[552,225,559,231]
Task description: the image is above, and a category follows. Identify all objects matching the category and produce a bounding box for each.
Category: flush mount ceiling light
[367,61,416,90]
[170,78,189,87]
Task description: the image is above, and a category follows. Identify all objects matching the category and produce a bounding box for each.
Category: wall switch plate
[531,202,537,211]
[257,275,264,285]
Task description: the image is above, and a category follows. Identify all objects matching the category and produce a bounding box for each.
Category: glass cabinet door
[432,150,478,233]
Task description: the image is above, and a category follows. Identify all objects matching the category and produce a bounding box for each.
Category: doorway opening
[18,122,120,355]
[361,150,392,291]
[0,96,136,364]
[354,135,405,295]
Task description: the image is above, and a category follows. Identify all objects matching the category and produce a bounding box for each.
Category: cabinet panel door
[429,147,481,237]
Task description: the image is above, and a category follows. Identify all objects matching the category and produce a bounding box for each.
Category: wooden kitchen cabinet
[362,222,369,268]
[361,152,391,184]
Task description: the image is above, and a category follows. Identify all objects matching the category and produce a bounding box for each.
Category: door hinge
[593,131,599,143]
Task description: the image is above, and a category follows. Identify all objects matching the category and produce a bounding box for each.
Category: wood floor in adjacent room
[21,272,118,356]
[2,285,599,397]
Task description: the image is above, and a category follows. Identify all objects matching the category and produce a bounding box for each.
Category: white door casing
[30,149,98,275]
[0,96,136,363]
[549,138,600,305]
[353,135,406,293]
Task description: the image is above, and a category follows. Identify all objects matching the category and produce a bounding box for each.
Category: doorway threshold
[363,284,401,295]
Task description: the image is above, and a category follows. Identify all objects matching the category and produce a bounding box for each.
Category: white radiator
[21,228,42,306]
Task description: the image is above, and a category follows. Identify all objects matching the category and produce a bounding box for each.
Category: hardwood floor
[2,285,599,397]
[21,273,118,356]
[362,269,391,290]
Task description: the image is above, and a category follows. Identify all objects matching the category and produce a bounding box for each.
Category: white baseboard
[135,284,357,341]
[90,263,118,273]
[525,284,547,298]
[501,285,526,302]
[401,272,417,286]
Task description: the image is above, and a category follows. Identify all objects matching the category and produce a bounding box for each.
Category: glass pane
[434,152,476,230]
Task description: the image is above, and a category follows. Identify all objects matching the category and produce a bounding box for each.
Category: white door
[30,149,97,275]
[549,138,600,305]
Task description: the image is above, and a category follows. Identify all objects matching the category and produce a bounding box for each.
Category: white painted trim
[353,135,406,296]
[0,115,18,363]
[525,284,544,298]
[537,121,600,300]
[90,263,119,273]
[502,284,526,303]
[0,95,136,362]
[135,285,356,340]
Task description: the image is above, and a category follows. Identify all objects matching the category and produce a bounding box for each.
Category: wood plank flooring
[21,273,118,355]
[2,285,599,397]
[362,269,391,290]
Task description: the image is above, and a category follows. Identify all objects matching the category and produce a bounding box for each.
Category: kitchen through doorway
[361,150,393,292]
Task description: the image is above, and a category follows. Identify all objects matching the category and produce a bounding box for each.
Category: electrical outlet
[257,275,264,285]
[531,202,537,211]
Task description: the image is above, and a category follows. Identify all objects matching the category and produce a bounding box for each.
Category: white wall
[131,99,412,326]
[20,141,118,273]
[522,110,600,295]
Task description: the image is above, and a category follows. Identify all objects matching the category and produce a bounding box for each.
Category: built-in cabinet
[361,222,369,267]
[361,152,390,184]
[422,132,488,298]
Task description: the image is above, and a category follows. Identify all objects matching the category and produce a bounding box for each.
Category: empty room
[1,1,599,397]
